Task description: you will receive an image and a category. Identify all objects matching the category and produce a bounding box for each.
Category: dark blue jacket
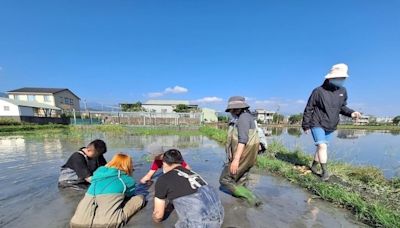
[302,80,354,131]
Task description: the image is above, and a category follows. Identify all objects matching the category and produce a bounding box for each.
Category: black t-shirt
[155,166,206,201]
[62,151,107,179]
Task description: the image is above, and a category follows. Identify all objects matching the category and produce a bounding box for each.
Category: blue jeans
[311,127,334,145]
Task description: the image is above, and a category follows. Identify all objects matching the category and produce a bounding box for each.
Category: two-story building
[254,109,275,124]
[7,87,80,112]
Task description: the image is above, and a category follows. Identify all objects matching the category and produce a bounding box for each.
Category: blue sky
[0,0,399,115]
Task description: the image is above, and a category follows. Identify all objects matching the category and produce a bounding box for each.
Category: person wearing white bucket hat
[302,63,361,181]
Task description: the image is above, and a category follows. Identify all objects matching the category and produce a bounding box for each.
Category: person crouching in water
[302,63,361,181]
[58,139,107,189]
[219,96,261,206]
[140,145,191,184]
[152,149,224,228]
[70,153,145,228]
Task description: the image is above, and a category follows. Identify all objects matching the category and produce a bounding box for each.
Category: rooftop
[7,87,80,99]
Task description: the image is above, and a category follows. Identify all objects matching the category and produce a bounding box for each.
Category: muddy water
[0,134,366,228]
[269,128,400,178]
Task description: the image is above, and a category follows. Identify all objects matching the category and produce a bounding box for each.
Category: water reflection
[265,127,400,178]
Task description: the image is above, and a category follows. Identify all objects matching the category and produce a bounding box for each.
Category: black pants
[219,163,251,194]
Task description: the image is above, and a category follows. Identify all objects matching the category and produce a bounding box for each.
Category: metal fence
[68,110,203,126]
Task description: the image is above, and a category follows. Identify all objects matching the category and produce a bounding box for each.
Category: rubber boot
[310,160,320,175]
[233,186,262,207]
[320,163,330,181]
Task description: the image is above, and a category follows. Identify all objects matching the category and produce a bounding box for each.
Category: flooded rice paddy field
[2,129,397,227]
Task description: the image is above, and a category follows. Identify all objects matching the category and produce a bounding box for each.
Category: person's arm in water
[152,197,166,223]
[140,169,157,184]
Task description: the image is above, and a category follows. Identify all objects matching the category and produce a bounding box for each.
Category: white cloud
[147,85,189,98]
[194,96,224,103]
[165,86,188,94]
[295,99,306,104]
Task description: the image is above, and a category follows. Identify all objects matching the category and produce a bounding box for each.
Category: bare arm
[230,143,245,174]
[140,170,157,184]
[85,176,92,183]
[152,197,166,223]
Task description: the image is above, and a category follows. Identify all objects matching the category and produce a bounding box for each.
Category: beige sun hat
[325,63,349,79]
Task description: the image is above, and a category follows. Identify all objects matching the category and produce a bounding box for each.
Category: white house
[0,97,61,119]
[201,108,218,123]
[7,87,80,112]
[142,100,198,113]
[254,109,275,124]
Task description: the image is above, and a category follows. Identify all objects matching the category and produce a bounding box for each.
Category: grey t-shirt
[236,112,256,144]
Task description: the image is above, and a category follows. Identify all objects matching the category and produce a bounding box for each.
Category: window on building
[59,97,64,103]
[28,95,36,101]
[70,98,74,105]
[64,98,69,104]
[4,106,10,111]
[44,95,51,102]
[16,95,23,100]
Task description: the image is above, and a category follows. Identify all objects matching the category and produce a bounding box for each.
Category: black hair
[162,149,184,165]
[88,139,107,155]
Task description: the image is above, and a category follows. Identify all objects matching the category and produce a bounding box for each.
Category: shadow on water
[0,133,370,228]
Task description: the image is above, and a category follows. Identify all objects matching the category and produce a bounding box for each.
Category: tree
[174,104,191,113]
[218,115,229,123]
[288,113,303,125]
[120,102,144,112]
[273,113,285,124]
[393,116,400,125]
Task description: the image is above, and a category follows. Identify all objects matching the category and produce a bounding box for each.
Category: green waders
[219,124,260,206]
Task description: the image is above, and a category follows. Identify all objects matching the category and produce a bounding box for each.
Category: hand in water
[230,159,239,175]
[351,111,362,119]
[140,176,150,184]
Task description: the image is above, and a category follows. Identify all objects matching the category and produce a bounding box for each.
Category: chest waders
[219,124,261,206]
[172,169,224,228]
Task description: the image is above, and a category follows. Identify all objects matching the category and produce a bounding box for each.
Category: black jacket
[302,80,354,131]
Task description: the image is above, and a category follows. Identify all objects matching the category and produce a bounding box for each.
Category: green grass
[337,124,400,131]
[201,125,400,227]
[0,124,68,134]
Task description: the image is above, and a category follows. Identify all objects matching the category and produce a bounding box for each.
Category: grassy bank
[200,126,400,228]
[0,124,68,134]
[337,124,400,131]
[69,125,202,136]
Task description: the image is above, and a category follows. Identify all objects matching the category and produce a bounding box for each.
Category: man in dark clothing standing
[302,63,361,181]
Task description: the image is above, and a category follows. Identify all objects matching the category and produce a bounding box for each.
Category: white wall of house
[0,99,20,116]
[202,108,218,122]
[142,105,175,113]
[54,90,80,111]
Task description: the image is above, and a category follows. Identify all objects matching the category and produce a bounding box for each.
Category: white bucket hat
[325,63,349,79]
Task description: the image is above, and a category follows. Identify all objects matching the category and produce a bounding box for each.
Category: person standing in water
[302,63,361,181]
[219,96,261,206]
